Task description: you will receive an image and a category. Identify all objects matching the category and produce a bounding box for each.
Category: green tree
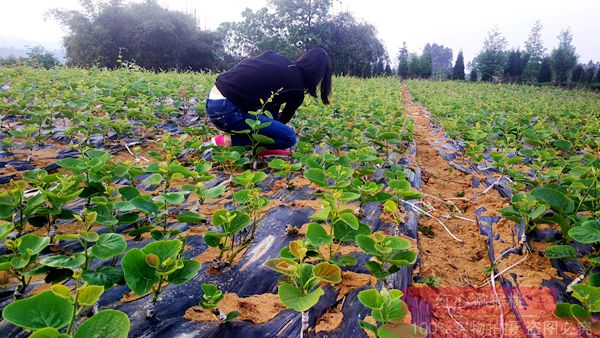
[50,0,216,70]
[269,0,331,51]
[550,28,578,84]
[407,53,420,78]
[397,42,409,79]
[320,12,388,76]
[420,48,432,78]
[470,68,478,81]
[504,49,529,81]
[538,57,553,83]
[476,26,508,81]
[453,50,465,80]
[426,43,453,78]
[384,63,393,76]
[522,20,546,82]
[572,64,584,84]
[24,46,61,69]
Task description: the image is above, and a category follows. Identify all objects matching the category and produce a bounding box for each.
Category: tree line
[1,0,598,87]
[397,21,599,87]
[5,0,389,77]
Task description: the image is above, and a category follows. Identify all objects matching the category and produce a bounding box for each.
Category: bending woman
[206,48,332,156]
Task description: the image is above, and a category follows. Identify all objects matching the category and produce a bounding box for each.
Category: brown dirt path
[401,86,570,337]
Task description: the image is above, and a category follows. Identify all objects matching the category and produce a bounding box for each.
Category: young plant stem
[300,311,309,338]
[66,280,81,335]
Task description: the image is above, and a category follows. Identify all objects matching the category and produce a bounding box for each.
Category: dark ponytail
[294,48,332,105]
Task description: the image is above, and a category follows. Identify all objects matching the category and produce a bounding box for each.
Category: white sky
[1,0,599,65]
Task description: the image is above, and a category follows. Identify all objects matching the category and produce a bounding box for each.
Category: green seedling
[2,286,130,337]
[356,233,417,282]
[122,239,201,317]
[0,233,50,298]
[268,159,303,189]
[358,288,425,338]
[199,283,240,322]
[416,274,441,288]
[264,240,342,338]
[204,209,252,265]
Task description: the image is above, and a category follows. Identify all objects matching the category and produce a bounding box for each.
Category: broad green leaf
[312,262,341,284]
[356,234,378,255]
[531,188,574,214]
[310,207,331,221]
[142,173,163,186]
[306,223,332,247]
[129,197,159,216]
[118,187,140,201]
[74,309,130,338]
[122,248,158,295]
[569,226,600,244]
[142,240,182,263]
[2,291,72,330]
[358,289,384,309]
[41,253,85,269]
[336,213,359,230]
[278,283,324,312]
[18,234,50,254]
[82,266,124,289]
[91,233,127,260]
[29,327,70,338]
[304,168,327,187]
[0,223,14,241]
[571,284,600,312]
[545,245,577,259]
[78,285,104,306]
[167,259,201,284]
[177,211,205,223]
[389,251,417,266]
[378,323,427,338]
[203,231,224,247]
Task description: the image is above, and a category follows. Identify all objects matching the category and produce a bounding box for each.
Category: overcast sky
[1,0,599,65]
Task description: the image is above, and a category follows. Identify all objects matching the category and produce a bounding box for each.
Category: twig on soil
[446,306,469,334]
[479,253,530,287]
[441,214,475,223]
[490,270,505,338]
[482,178,501,195]
[404,201,463,242]
[124,142,149,162]
[566,274,586,293]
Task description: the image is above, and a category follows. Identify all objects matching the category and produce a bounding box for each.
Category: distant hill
[0,36,66,62]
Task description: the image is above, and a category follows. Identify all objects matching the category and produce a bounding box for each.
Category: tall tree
[397,42,409,79]
[268,0,332,51]
[551,28,578,84]
[505,49,530,81]
[419,48,433,78]
[470,69,478,82]
[453,50,465,80]
[572,64,584,84]
[322,12,388,76]
[425,43,453,78]
[51,0,216,70]
[538,57,553,83]
[476,26,508,81]
[407,53,421,78]
[522,20,546,82]
[384,63,393,76]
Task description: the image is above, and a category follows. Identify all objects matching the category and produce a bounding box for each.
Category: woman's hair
[294,48,332,104]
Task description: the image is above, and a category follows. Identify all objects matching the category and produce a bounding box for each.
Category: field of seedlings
[0,66,599,338]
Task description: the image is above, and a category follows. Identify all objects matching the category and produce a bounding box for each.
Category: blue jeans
[205,98,296,149]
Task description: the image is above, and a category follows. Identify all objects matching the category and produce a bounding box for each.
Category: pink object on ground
[212,134,226,146]
[257,149,292,157]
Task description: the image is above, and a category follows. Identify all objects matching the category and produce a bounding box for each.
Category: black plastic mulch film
[0,104,586,338]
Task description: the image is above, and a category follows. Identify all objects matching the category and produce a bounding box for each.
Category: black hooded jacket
[215,51,305,124]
